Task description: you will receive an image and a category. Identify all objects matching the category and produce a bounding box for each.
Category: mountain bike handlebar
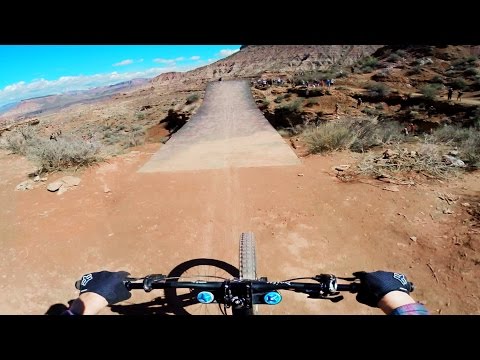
[123,273,359,294]
[75,272,414,315]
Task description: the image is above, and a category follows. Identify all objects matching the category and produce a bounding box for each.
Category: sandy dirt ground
[1,143,479,315]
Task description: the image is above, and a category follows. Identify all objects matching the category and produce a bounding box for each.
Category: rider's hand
[77,270,132,305]
[353,271,413,308]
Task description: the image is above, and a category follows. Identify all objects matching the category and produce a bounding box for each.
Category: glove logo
[393,273,407,285]
[81,273,93,287]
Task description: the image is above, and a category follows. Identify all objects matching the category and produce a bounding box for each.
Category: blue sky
[0,45,241,107]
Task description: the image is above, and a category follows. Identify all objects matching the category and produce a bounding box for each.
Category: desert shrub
[301,118,404,154]
[432,125,471,144]
[420,84,442,100]
[361,66,373,73]
[2,126,38,155]
[358,56,379,73]
[365,82,391,97]
[372,70,390,81]
[186,94,200,104]
[376,121,404,144]
[104,135,121,145]
[471,108,480,129]
[431,75,444,83]
[103,130,114,139]
[460,133,480,168]
[279,99,302,113]
[274,95,285,103]
[350,119,404,152]
[349,121,378,152]
[124,127,146,148]
[362,108,379,116]
[432,124,480,168]
[454,56,478,68]
[258,99,270,109]
[306,98,319,107]
[464,67,479,77]
[387,53,401,62]
[277,128,294,137]
[406,66,422,75]
[451,78,467,90]
[302,122,357,153]
[3,132,28,155]
[26,135,101,173]
[466,55,478,63]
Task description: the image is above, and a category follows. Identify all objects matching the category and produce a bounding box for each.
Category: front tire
[239,232,257,280]
[237,231,257,315]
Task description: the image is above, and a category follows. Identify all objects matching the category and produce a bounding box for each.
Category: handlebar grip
[336,281,414,294]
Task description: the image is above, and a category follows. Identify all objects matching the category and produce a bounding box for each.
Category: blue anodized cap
[197,291,215,304]
[264,291,282,305]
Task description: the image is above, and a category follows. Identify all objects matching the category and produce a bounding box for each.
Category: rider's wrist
[69,292,109,315]
[378,291,416,314]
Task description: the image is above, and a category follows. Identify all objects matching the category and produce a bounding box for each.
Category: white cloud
[175,57,185,61]
[190,55,200,60]
[113,59,134,67]
[218,49,239,57]
[153,58,176,65]
[113,58,145,66]
[0,65,198,107]
[4,81,26,92]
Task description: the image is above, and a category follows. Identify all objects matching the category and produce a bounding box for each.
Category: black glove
[353,270,413,308]
[77,270,132,305]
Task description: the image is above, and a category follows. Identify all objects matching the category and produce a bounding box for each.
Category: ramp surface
[138,80,300,172]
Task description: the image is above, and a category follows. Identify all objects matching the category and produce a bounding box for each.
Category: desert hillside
[152,45,382,85]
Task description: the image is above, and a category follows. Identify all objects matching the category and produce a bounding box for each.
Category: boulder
[47,181,64,192]
[442,155,465,167]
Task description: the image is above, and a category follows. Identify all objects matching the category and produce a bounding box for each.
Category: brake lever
[142,274,166,292]
[306,292,344,302]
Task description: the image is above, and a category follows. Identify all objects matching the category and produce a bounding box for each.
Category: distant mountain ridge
[0,78,150,120]
[152,45,382,85]
[0,101,19,114]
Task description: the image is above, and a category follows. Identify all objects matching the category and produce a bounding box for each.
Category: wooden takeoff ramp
[138,80,300,172]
